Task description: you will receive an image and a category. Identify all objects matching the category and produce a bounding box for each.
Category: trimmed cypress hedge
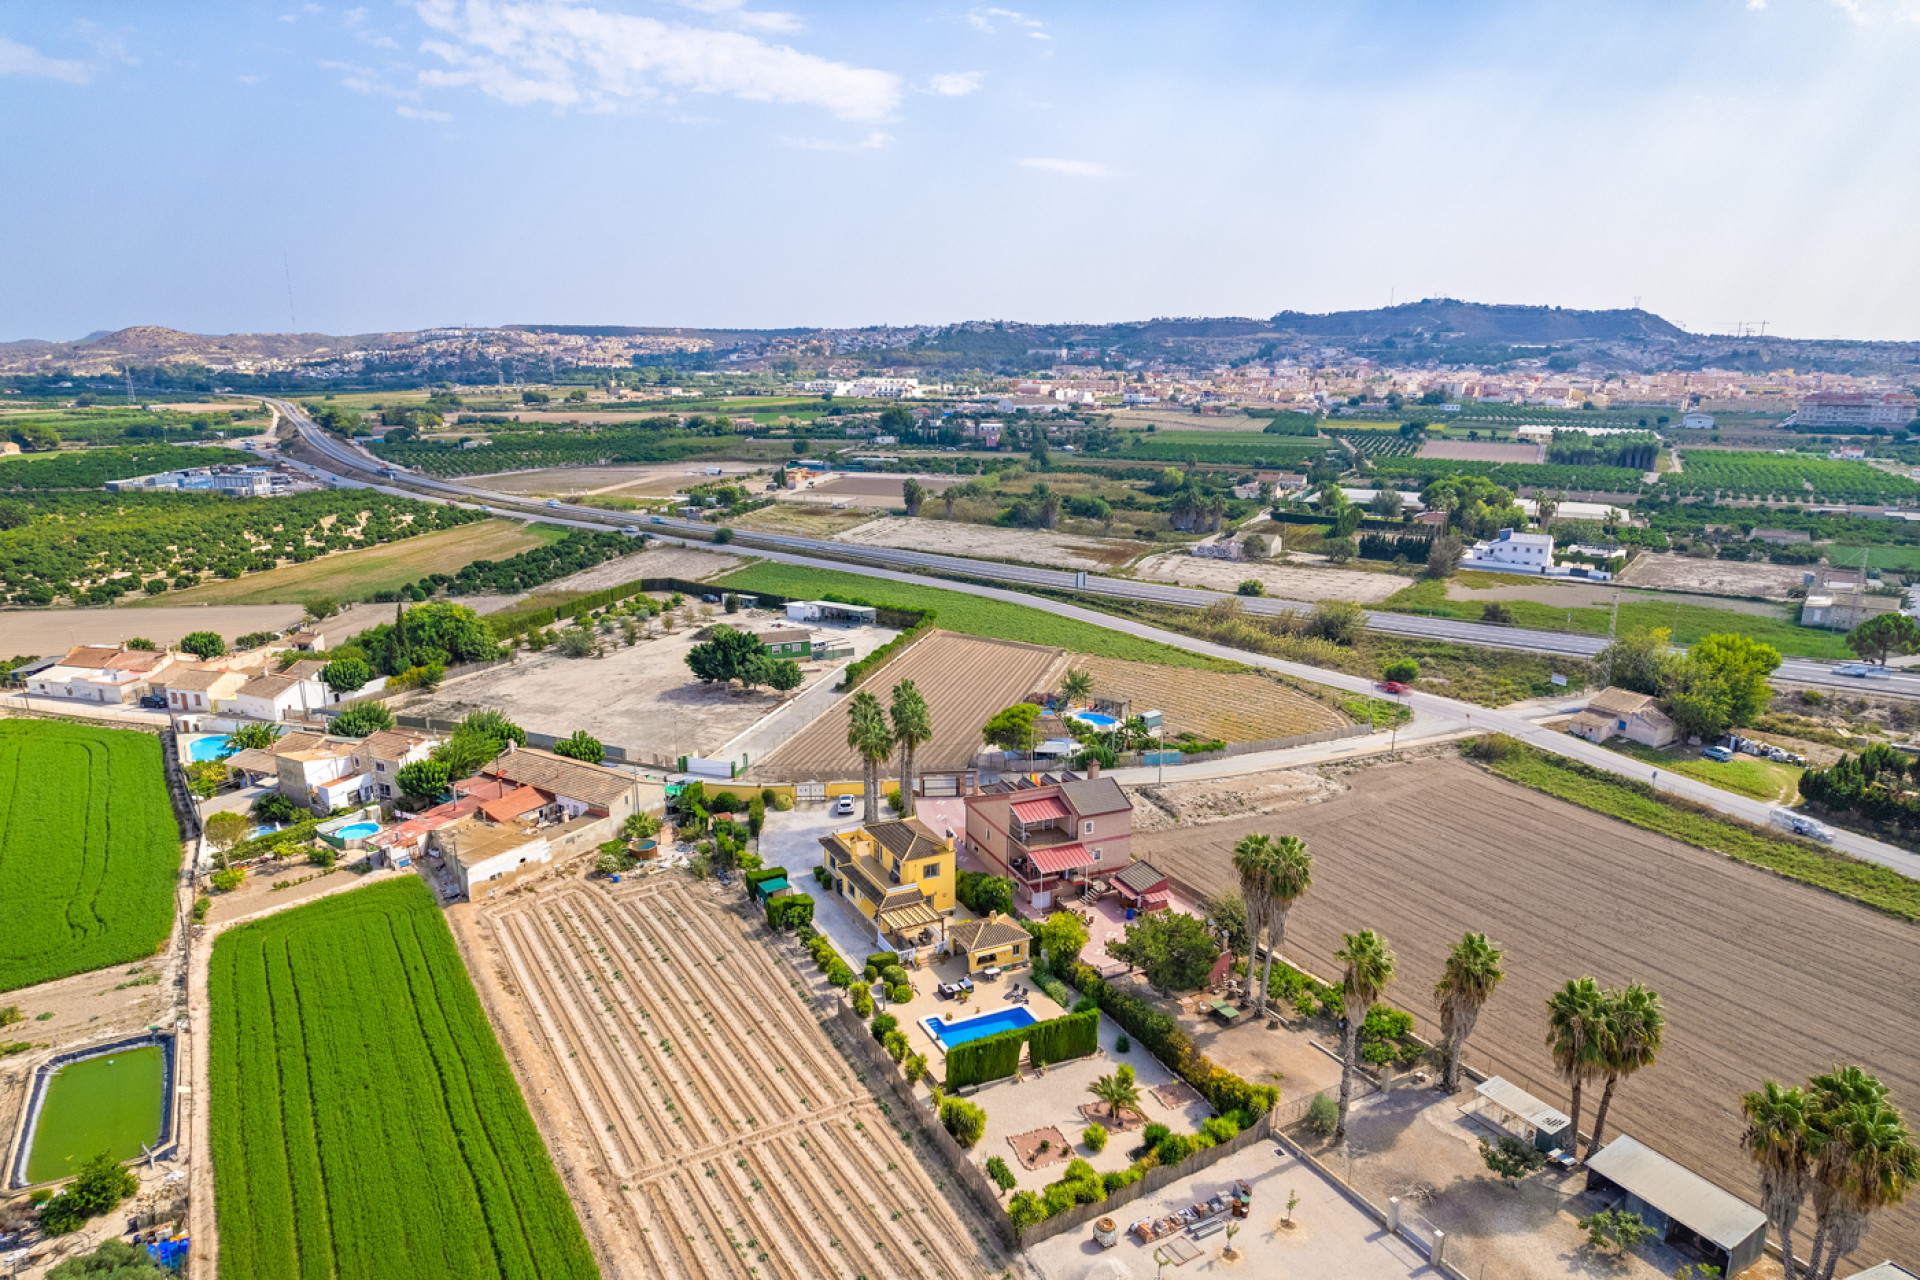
[1027,1009,1099,1068]
[767,893,813,931]
[946,1026,1026,1090]
[1065,960,1277,1119]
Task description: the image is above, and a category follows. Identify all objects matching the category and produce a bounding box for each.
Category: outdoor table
[1207,1000,1240,1021]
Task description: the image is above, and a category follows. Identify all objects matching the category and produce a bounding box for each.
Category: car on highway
[1771,809,1834,842]
[649,514,667,524]
[834,794,856,817]
[1832,663,1892,678]
[620,525,641,537]
[1377,681,1410,695]
[1702,745,1734,762]
[545,498,562,508]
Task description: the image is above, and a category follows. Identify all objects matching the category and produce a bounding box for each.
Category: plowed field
[477,880,1003,1280]
[1137,756,1920,1266]
[1066,655,1347,743]
[758,631,1065,781]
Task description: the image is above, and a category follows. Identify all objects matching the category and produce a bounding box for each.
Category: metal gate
[794,781,826,803]
[920,774,959,798]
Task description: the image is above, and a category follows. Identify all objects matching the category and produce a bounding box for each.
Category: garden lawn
[1486,745,1920,922]
[713,562,1240,669]
[1382,579,1838,656]
[0,720,181,992]
[1596,738,1802,803]
[209,877,597,1280]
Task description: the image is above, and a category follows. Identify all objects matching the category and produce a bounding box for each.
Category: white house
[1466,528,1555,572]
[1567,687,1679,748]
[162,666,250,715]
[231,672,328,721]
[1681,412,1715,430]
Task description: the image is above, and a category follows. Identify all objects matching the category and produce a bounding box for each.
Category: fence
[977,723,1373,775]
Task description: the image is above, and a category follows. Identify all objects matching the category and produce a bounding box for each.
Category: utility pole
[1603,594,1619,687]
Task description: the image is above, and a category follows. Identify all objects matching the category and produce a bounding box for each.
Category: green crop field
[0,721,182,992]
[1365,455,1647,492]
[1662,450,1920,504]
[210,878,597,1280]
[1115,431,1335,467]
[714,562,1240,669]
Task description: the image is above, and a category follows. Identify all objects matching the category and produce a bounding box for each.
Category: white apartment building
[1466,528,1555,572]
[1790,393,1918,428]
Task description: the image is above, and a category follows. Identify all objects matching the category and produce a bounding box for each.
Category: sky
[3,0,1920,343]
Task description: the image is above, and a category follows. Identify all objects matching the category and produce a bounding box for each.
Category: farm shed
[1468,1076,1572,1154]
[1109,858,1171,914]
[1583,1135,1767,1278]
[785,600,878,626]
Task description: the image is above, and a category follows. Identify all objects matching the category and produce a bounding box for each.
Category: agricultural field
[1064,654,1347,743]
[144,519,564,606]
[209,877,598,1280]
[1137,755,1920,1265]
[373,426,769,478]
[1364,454,1647,492]
[1614,552,1813,600]
[731,504,877,537]
[1,404,267,446]
[1131,551,1407,603]
[758,630,1065,779]
[473,877,1004,1280]
[0,443,258,490]
[1115,431,1336,468]
[1417,439,1544,464]
[712,562,1238,670]
[1324,427,1421,458]
[466,461,766,499]
[0,720,182,991]
[1664,449,1920,504]
[833,516,1146,571]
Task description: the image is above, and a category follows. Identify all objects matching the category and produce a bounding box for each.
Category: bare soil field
[733,505,880,537]
[1125,766,1338,834]
[1132,552,1406,602]
[468,462,765,498]
[467,878,1004,1280]
[512,544,742,601]
[808,474,960,500]
[400,612,895,758]
[834,516,1147,571]
[1418,439,1544,463]
[757,631,1064,781]
[1618,552,1809,600]
[1067,655,1347,744]
[1135,755,1920,1265]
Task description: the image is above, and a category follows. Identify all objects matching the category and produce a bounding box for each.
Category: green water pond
[26,1045,163,1184]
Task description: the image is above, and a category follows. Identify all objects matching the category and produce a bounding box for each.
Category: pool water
[189,735,233,762]
[922,1005,1038,1051]
[1070,712,1119,728]
[26,1046,164,1183]
[335,822,380,840]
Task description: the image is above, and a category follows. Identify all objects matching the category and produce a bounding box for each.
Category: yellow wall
[703,782,795,806]
[824,780,866,798]
[965,939,1027,972]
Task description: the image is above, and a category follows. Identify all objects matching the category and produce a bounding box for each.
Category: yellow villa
[820,817,957,950]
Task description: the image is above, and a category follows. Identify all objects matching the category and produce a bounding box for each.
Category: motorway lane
[270,399,1920,697]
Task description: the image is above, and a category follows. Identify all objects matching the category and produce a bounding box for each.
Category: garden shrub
[940,1097,987,1147]
[864,952,899,972]
[812,865,830,888]
[210,866,244,893]
[889,983,913,1003]
[986,1156,1017,1193]
[1034,971,1075,1008]
[1141,1123,1171,1150]
[904,1053,928,1084]
[1114,1034,1130,1053]
[883,1029,909,1063]
[827,962,855,989]
[1083,1123,1108,1153]
[766,893,813,932]
[1007,1191,1044,1232]
[1155,1133,1195,1166]
[870,1013,898,1044]
[1305,1091,1339,1136]
[1201,1116,1239,1145]
[880,964,908,987]
[851,988,873,1018]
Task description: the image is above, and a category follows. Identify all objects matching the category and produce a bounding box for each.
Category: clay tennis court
[1137,755,1920,1265]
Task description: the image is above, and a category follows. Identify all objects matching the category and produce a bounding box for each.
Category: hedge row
[767,893,813,931]
[1028,1009,1099,1067]
[833,597,936,690]
[1065,960,1277,1119]
[943,1008,1100,1089]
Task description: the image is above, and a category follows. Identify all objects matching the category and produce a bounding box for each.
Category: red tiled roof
[480,786,547,825]
[1143,889,1171,905]
[1011,795,1071,824]
[1027,842,1094,876]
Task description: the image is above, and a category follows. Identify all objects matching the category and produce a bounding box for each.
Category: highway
[268,398,1920,697]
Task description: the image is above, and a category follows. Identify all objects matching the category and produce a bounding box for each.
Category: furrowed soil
[1417,440,1544,463]
[1066,655,1347,744]
[1136,754,1920,1266]
[833,516,1148,570]
[462,877,1004,1280]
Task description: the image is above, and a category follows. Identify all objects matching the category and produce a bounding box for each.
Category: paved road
[269,398,1920,698]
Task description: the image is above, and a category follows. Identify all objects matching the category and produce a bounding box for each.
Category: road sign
[1550,673,1568,686]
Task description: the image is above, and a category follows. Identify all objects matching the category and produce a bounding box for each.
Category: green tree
[553,730,604,765]
[901,477,927,516]
[1208,888,1250,958]
[1061,667,1094,703]
[204,811,250,858]
[1333,930,1396,1144]
[1034,910,1089,972]
[39,1152,139,1236]
[228,721,281,752]
[1803,1066,1918,1280]
[940,1097,987,1147]
[1847,613,1920,665]
[1007,1190,1045,1232]
[1586,982,1665,1156]
[556,627,597,658]
[319,655,374,696]
[889,679,933,819]
[1579,1208,1655,1254]
[1545,977,1608,1161]
[981,703,1039,753]
[767,658,803,693]
[1673,633,1781,727]
[1383,658,1418,683]
[179,630,225,659]
[1479,1134,1547,1184]
[1742,1080,1814,1280]
[330,701,396,737]
[1426,533,1465,578]
[302,596,340,621]
[1433,931,1505,1094]
[47,1238,163,1279]
[1109,912,1220,990]
[1597,627,1671,695]
[686,625,768,687]
[396,758,450,805]
[847,691,893,824]
[1087,1067,1141,1121]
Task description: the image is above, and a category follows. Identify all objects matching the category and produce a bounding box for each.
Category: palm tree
[1804,1067,1916,1280]
[1263,837,1313,1013]
[1333,929,1395,1145]
[1544,977,1607,1158]
[1432,932,1505,1094]
[1230,835,1276,1017]
[1062,668,1094,704]
[1585,982,1664,1156]
[1088,1068,1140,1122]
[889,680,932,819]
[1742,1080,1813,1280]
[846,692,892,824]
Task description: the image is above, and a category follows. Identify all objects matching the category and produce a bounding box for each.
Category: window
[1083,820,1094,836]
[1091,848,1103,862]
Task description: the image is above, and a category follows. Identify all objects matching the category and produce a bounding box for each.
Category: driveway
[757,801,880,961]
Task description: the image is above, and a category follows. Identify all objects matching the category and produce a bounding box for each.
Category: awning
[1027,843,1094,876]
[1142,889,1171,905]
[877,901,940,933]
[1012,795,1072,823]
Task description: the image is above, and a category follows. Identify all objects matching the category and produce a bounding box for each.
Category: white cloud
[780,129,891,150]
[968,7,1045,35]
[397,103,454,120]
[671,0,802,35]
[0,35,90,83]
[928,70,981,96]
[1020,157,1121,178]
[408,0,901,120]
[1746,0,1766,9]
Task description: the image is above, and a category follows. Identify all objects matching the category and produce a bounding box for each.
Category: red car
[1378,681,1409,695]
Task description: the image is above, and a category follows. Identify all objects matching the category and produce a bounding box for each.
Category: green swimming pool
[25,1045,165,1184]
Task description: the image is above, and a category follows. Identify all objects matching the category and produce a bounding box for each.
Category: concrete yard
[1616,551,1812,600]
[399,607,896,759]
[1130,553,1409,603]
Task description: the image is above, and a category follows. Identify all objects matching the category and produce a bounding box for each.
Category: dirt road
[1137,755,1920,1267]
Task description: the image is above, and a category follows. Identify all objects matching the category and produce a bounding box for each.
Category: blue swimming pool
[188,736,232,762]
[335,822,380,840]
[1069,711,1119,728]
[922,1005,1038,1051]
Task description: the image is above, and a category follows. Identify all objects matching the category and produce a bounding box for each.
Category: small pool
[1069,711,1119,728]
[188,735,233,762]
[922,1005,1038,1051]
[335,822,380,840]
[26,1046,165,1184]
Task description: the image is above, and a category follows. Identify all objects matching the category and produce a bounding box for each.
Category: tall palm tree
[889,680,932,819]
[846,692,892,824]
[1263,837,1313,1016]
[1804,1067,1916,1280]
[1230,835,1276,1017]
[1333,929,1395,1145]
[1742,1080,1814,1280]
[1544,977,1607,1158]
[1585,982,1664,1156]
[1432,932,1505,1094]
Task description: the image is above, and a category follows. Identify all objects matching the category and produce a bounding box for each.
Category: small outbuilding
[1468,1076,1572,1154]
[1110,859,1171,915]
[1583,1135,1767,1278]
[1567,687,1678,749]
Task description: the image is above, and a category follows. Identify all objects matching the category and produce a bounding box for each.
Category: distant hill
[1268,299,1687,344]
